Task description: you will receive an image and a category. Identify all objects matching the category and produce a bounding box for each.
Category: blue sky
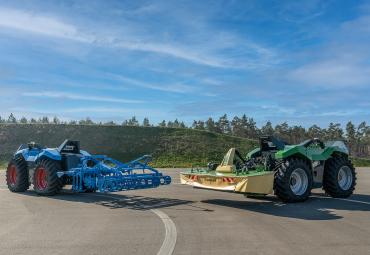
[0,0,369,127]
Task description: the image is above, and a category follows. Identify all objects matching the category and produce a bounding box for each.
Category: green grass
[351,157,370,167]
[0,161,6,170]
[0,124,257,168]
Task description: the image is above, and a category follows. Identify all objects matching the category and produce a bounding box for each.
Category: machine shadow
[20,190,200,211]
[202,192,370,220]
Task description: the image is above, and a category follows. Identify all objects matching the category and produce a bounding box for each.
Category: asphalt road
[1,168,370,255]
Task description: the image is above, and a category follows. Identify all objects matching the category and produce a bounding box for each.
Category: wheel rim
[8,165,17,186]
[35,167,48,190]
[290,168,308,196]
[338,166,353,190]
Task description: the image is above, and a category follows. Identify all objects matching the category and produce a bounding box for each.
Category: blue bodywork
[15,140,171,193]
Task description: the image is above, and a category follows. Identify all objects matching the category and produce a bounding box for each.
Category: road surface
[1,168,370,255]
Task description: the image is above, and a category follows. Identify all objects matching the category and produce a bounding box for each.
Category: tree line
[1,113,369,157]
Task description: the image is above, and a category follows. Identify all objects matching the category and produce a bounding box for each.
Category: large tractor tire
[33,159,62,196]
[274,158,313,202]
[323,156,356,198]
[6,156,30,192]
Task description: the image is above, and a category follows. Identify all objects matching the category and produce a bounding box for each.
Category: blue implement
[9,140,171,195]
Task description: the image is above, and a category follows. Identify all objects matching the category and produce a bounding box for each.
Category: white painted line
[92,193,177,255]
[313,195,370,205]
[334,198,370,205]
[152,209,177,255]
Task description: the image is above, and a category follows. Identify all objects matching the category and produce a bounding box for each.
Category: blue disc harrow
[7,140,171,195]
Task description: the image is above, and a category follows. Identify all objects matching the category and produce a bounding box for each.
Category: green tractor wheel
[323,156,356,198]
[274,158,313,202]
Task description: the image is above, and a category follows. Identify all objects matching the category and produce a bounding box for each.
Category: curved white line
[92,193,177,255]
[151,209,177,255]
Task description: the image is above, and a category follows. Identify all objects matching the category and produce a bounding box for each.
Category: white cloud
[0,7,276,69]
[0,8,92,42]
[288,61,370,87]
[9,106,170,120]
[22,91,142,104]
[108,73,196,93]
[116,41,229,68]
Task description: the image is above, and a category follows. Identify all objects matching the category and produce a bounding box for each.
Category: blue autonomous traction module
[6,140,171,195]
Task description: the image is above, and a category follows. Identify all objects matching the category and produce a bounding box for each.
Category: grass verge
[352,157,370,167]
[0,161,6,170]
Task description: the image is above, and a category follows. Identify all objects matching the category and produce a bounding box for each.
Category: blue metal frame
[61,154,171,192]
[15,142,171,193]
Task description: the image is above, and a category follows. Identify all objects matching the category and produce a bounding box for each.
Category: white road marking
[93,193,177,255]
[152,209,177,255]
[313,195,370,205]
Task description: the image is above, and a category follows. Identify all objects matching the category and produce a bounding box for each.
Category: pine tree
[205,118,217,132]
[217,114,231,134]
[356,122,367,156]
[53,116,60,124]
[231,116,243,137]
[20,117,28,124]
[245,117,258,138]
[41,116,49,124]
[8,113,17,123]
[307,125,322,139]
[291,125,306,144]
[274,122,290,142]
[346,121,356,156]
[85,117,94,125]
[143,117,150,127]
[261,121,274,135]
[126,116,139,126]
[192,120,205,130]
[173,119,180,128]
[158,120,166,127]
[326,123,343,140]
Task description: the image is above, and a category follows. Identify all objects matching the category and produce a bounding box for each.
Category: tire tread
[6,156,30,192]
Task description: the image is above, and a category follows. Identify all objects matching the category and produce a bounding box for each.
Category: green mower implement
[180,136,356,202]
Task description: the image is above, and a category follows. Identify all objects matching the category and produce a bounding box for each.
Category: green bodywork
[246,147,261,159]
[274,140,348,161]
[183,139,349,180]
[181,138,350,194]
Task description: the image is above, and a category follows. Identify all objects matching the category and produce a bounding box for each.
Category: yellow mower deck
[180,170,274,194]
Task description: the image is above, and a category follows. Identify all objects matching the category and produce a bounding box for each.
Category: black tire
[33,159,62,196]
[323,156,356,198]
[84,188,96,193]
[6,156,30,192]
[274,158,313,202]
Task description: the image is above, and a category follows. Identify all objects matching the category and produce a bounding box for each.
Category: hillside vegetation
[1,124,368,169]
[0,124,257,167]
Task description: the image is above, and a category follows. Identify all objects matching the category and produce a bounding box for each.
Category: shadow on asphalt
[202,193,370,220]
[18,190,207,211]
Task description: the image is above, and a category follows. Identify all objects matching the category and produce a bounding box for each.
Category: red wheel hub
[8,165,17,186]
[35,167,48,190]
